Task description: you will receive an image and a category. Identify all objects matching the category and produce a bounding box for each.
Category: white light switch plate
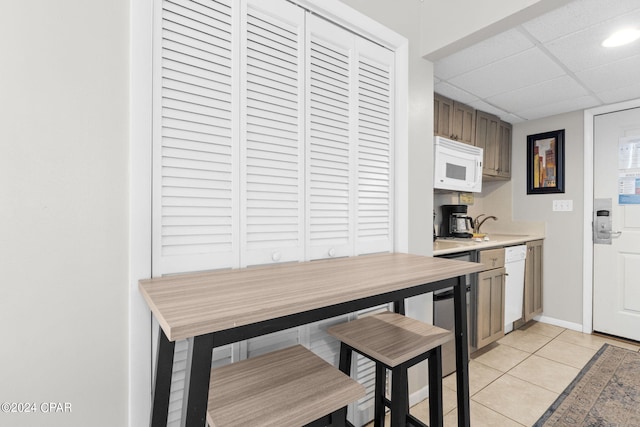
[553,199,573,211]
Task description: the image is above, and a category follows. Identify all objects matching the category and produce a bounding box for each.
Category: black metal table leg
[428,347,444,427]
[151,326,175,427]
[183,333,214,427]
[338,342,352,375]
[390,364,409,427]
[374,363,386,427]
[393,299,405,315]
[452,275,470,427]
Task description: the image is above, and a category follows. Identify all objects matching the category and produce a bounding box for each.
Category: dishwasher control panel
[505,245,527,262]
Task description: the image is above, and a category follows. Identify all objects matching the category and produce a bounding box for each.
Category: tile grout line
[470,399,528,427]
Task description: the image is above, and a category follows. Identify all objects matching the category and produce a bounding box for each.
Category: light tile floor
[366,321,640,426]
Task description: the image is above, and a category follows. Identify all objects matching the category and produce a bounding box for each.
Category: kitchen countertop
[433,234,545,256]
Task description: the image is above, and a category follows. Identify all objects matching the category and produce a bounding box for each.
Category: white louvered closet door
[153,1,239,426]
[305,15,356,261]
[355,38,394,256]
[239,0,306,359]
[153,0,239,276]
[303,16,355,419]
[151,0,397,424]
[353,42,396,411]
[240,0,306,267]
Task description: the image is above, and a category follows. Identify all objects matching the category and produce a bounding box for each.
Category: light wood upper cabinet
[474,110,511,180]
[433,94,512,180]
[497,120,512,179]
[434,93,453,139]
[434,93,475,145]
[452,101,476,145]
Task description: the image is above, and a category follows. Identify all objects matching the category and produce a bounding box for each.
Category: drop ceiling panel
[433,82,478,104]
[448,47,566,99]
[522,0,640,43]
[576,54,640,93]
[596,82,640,104]
[516,95,601,120]
[543,9,640,72]
[433,0,640,123]
[434,29,534,80]
[466,99,510,119]
[487,76,590,112]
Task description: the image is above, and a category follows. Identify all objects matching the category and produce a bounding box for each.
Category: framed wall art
[526,129,565,194]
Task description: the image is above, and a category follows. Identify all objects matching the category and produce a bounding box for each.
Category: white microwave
[433,136,483,193]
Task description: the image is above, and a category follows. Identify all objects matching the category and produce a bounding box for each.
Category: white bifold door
[151,0,396,425]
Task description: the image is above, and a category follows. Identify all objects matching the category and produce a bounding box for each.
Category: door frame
[582,98,640,334]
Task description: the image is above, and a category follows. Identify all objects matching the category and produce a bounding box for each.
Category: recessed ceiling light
[602,28,640,47]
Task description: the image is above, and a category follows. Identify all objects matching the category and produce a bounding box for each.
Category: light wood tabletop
[139,252,483,341]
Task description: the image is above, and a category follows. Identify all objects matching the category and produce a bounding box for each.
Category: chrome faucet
[473,214,497,234]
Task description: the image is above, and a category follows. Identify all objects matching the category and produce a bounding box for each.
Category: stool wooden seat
[207,344,365,427]
[328,312,453,427]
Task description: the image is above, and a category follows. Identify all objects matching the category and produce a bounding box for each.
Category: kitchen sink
[434,234,535,253]
[486,234,528,239]
[433,239,479,250]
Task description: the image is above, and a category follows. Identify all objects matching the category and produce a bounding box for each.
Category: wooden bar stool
[328,312,453,427]
[207,344,365,427]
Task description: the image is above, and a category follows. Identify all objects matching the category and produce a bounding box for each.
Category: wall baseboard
[535,315,583,332]
[411,385,430,408]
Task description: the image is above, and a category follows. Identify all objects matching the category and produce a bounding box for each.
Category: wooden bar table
[139,252,483,427]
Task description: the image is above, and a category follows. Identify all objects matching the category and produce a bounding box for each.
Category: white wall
[449,112,586,328]
[0,1,129,426]
[510,111,585,326]
[436,111,586,329]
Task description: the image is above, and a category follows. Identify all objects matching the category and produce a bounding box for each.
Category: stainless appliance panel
[434,251,474,377]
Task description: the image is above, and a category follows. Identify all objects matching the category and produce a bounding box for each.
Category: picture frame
[526,129,565,194]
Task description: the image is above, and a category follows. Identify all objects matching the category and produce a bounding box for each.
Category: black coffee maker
[440,205,473,238]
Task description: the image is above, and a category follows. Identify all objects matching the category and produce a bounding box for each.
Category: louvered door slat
[163,1,232,42]
[155,0,237,276]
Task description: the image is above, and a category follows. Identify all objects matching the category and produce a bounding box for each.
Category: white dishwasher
[504,245,527,333]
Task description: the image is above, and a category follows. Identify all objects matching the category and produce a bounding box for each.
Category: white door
[593,107,640,341]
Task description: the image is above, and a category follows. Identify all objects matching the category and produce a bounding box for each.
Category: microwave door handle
[476,159,483,182]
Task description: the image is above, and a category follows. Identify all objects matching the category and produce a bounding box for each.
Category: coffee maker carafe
[440,205,473,238]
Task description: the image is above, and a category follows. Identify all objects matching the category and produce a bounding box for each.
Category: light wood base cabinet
[475,266,506,349]
[523,240,543,322]
[474,247,506,349]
